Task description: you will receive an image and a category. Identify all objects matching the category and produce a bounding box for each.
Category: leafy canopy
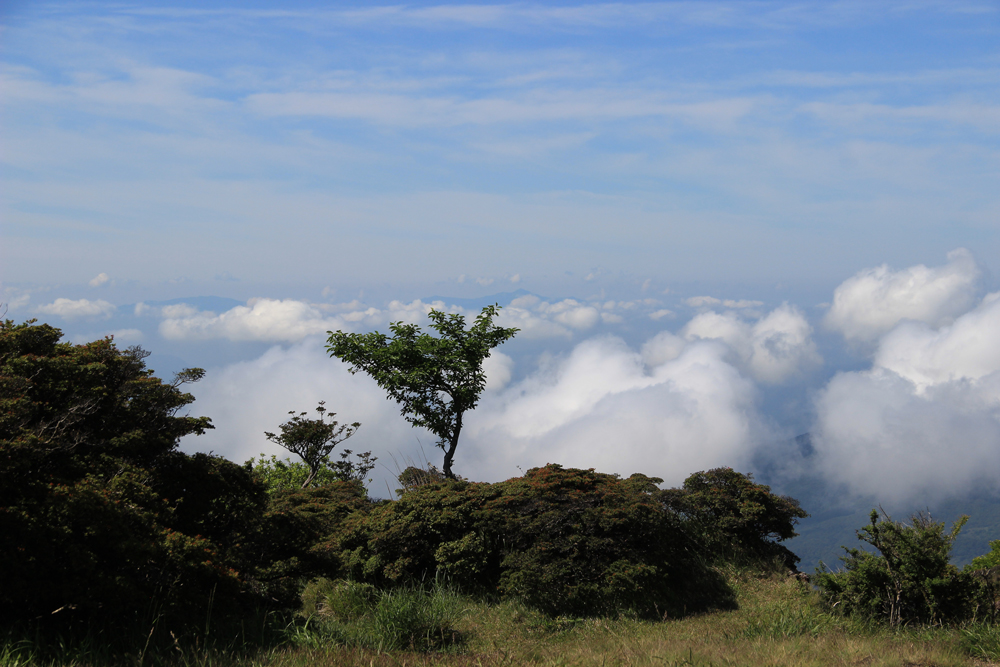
[264,401,361,489]
[326,305,518,479]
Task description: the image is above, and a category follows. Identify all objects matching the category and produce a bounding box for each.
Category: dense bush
[814,510,976,626]
[658,467,808,569]
[0,320,266,629]
[336,464,735,618]
[256,481,376,606]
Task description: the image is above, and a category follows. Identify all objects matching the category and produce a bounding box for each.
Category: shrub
[257,481,376,607]
[814,509,974,626]
[335,465,734,618]
[658,467,808,569]
[0,320,269,632]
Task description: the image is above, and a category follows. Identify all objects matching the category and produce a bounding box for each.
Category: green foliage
[335,464,735,618]
[968,539,1000,571]
[295,578,463,652]
[0,319,266,630]
[327,305,518,479]
[248,450,377,495]
[814,509,975,626]
[658,467,808,569]
[256,481,376,607]
[264,402,362,489]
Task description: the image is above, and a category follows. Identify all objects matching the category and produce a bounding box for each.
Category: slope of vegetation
[4,318,1000,667]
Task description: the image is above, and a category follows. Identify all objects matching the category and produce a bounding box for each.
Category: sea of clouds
[21,249,1000,503]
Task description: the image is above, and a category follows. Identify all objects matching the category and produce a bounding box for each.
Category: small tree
[815,509,972,626]
[264,402,361,489]
[326,305,518,479]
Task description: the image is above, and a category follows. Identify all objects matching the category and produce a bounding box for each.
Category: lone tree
[264,401,361,489]
[326,305,518,480]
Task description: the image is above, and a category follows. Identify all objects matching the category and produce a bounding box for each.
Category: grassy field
[6,566,1000,667]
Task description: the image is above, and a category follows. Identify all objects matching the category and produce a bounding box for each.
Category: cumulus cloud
[812,289,1000,502]
[181,339,418,493]
[156,295,617,343]
[184,325,778,490]
[874,292,1000,391]
[465,338,772,484]
[88,272,111,287]
[37,298,115,319]
[824,248,980,343]
[680,304,821,384]
[160,298,347,342]
[494,295,602,339]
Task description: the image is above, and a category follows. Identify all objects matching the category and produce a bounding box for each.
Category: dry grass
[7,567,998,666]
[249,567,993,667]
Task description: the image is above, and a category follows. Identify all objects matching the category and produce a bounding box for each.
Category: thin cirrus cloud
[115,2,996,31]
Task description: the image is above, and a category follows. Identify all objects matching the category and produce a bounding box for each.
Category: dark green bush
[0,320,266,631]
[256,481,376,606]
[814,510,975,626]
[657,467,808,569]
[336,464,734,618]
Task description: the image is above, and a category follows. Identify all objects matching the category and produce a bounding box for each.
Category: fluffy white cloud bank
[813,285,1000,502]
[36,298,115,319]
[183,338,419,494]
[824,248,980,343]
[679,304,821,384]
[187,324,781,490]
[464,337,772,484]
[159,299,347,342]
[157,295,633,343]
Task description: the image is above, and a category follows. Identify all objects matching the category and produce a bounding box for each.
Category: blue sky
[3,1,1000,501]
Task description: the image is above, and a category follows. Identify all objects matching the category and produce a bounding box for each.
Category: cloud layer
[187,301,819,488]
[813,252,1000,502]
[824,248,981,343]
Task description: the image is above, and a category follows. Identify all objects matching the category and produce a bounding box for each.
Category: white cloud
[160,298,346,342]
[681,304,821,384]
[88,272,111,287]
[812,369,1000,503]
[494,296,603,339]
[824,248,981,343]
[183,325,776,489]
[37,298,115,319]
[874,292,1000,391]
[465,338,771,484]
[158,297,471,343]
[181,339,418,495]
[812,289,1000,502]
[685,296,722,308]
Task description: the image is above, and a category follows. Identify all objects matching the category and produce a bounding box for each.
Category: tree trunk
[443,412,463,479]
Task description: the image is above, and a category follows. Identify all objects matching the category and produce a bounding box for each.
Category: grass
[6,567,1000,666]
